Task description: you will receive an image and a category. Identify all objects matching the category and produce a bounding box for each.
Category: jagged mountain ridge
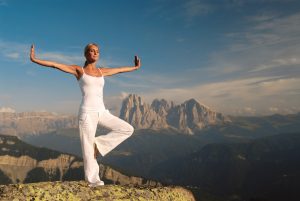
[120,94,227,134]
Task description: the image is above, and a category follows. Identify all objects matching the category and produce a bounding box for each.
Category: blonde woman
[30,43,140,187]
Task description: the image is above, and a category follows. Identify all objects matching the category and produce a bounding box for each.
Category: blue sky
[0,0,300,116]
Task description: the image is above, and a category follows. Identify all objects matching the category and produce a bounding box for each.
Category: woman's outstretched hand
[134,55,141,70]
[30,44,35,62]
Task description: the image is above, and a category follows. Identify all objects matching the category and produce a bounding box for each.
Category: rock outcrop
[0,181,196,201]
[120,94,228,134]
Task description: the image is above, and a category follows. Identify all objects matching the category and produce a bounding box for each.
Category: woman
[30,43,140,187]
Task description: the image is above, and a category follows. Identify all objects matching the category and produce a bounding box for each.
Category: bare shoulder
[99,67,111,76]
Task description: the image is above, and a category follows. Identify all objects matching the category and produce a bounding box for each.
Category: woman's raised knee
[125,124,134,136]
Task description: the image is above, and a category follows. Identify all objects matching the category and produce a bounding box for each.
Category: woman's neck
[84,62,97,69]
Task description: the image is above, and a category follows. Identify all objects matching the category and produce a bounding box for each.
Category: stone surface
[0,181,196,201]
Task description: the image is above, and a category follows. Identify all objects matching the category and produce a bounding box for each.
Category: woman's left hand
[134,56,141,69]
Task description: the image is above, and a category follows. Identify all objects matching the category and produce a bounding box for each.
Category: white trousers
[78,109,134,185]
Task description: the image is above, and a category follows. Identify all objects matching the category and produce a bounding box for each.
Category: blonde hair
[84,43,99,66]
[84,43,99,56]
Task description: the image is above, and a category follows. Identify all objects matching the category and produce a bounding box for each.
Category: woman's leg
[95,110,134,157]
[78,112,104,185]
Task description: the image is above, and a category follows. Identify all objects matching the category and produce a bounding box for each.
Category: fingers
[134,55,141,68]
[30,44,35,61]
[30,45,35,54]
[134,55,138,66]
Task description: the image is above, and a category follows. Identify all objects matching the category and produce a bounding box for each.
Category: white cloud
[0,107,15,113]
[202,12,300,82]
[139,76,300,115]
[38,52,83,65]
[250,57,300,72]
[0,40,95,65]
[229,13,300,52]
[0,40,28,63]
[5,52,20,59]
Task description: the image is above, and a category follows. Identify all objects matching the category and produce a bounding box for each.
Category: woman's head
[84,43,100,64]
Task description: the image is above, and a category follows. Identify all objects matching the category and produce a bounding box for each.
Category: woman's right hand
[30,44,35,62]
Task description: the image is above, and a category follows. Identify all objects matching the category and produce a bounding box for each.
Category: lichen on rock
[0,181,195,201]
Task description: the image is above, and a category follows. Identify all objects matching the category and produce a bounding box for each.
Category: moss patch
[0,181,195,201]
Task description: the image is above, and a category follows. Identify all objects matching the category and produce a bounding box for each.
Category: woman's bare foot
[94,143,100,159]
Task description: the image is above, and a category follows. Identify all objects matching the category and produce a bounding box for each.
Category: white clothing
[78,68,105,112]
[78,68,134,185]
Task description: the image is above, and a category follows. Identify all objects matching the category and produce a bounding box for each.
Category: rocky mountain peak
[151,99,173,116]
[120,94,227,134]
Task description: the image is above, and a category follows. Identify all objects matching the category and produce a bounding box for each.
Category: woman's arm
[30,45,80,77]
[101,56,141,76]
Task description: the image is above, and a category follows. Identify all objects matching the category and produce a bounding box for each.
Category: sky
[0,0,300,116]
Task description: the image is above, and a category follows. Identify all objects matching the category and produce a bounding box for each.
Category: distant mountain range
[150,132,300,201]
[0,134,160,186]
[0,94,229,136]
[2,94,300,137]
[0,111,77,136]
[1,94,300,200]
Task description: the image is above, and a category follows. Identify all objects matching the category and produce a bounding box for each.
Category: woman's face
[85,45,99,62]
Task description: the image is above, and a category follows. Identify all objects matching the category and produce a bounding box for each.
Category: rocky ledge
[0,181,195,201]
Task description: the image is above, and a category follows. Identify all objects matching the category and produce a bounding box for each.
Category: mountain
[0,134,160,186]
[120,94,228,134]
[22,112,300,180]
[0,111,77,136]
[3,94,299,138]
[213,112,300,139]
[149,132,300,201]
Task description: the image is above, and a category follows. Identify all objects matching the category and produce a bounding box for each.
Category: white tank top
[78,68,105,112]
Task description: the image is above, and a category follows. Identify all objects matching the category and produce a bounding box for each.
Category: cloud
[38,52,83,65]
[228,13,300,52]
[114,12,300,116]
[4,52,20,59]
[0,39,118,73]
[250,57,300,72]
[0,40,28,63]
[0,107,15,113]
[203,12,300,82]
[139,76,300,115]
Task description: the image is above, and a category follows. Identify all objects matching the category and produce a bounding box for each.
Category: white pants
[78,109,134,185]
